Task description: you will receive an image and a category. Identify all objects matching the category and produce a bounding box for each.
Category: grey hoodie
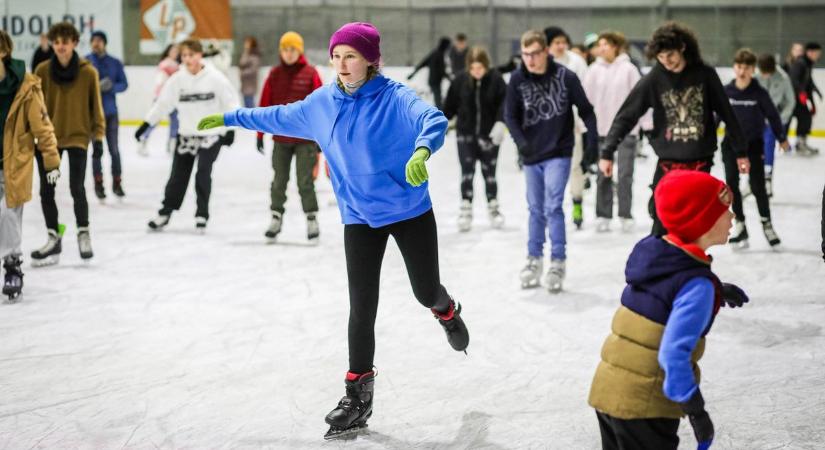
[758,67,795,125]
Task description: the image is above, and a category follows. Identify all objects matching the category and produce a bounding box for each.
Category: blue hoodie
[224,74,448,227]
[85,52,127,116]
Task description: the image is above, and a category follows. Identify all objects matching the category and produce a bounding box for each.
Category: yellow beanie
[279,31,304,54]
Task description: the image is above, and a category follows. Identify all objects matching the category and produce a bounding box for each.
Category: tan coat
[2,73,60,208]
[34,57,105,149]
[588,306,705,419]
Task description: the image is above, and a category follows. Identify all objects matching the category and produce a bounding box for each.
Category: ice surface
[1,127,823,449]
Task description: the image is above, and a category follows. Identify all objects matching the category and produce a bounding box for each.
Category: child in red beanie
[588,170,750,450]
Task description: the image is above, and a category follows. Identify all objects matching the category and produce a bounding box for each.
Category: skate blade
[31,255,59,268]
[730,241,750,251]
[521,280,540,289]
[4,294,22,304]
[324,422,368,440]
[308,237,320,245]
[265,235,278,244]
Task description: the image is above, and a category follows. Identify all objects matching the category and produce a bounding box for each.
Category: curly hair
[47,22,80,43]
[645,21,702,65]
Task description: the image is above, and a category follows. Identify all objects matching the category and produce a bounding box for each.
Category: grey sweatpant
[0,170,23,259]
[596,135,637,219]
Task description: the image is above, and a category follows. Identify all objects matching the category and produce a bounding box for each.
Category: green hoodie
[0,57,24,165]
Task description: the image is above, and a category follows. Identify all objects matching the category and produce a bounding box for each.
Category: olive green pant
[270,142,319,214]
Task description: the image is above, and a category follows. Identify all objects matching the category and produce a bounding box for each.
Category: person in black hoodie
[599,22,748,236]
[722,48,790,250]
[30,34,53,72]
[408,37,451,108]
[788,42,822,155]
[442,46,507,232]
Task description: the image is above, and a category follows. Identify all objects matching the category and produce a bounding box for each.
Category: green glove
[405,147,430,187]
[197,114,225,131]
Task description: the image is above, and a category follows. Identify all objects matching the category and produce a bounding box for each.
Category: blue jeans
[243,95,255,108]
[763,124,775,167]
[93,113,122,178]
[525,157,571,261]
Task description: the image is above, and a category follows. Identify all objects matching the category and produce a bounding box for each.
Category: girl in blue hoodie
[198,22,469,439]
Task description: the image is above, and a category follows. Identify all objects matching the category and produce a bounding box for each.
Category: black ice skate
[195,217,208,234]
[307,212,320,242]
[324,371,375,440]
[2,255,24,302]
[31,225,65,267]
[433,298,469,353]
[729,220,749,250]
[761,218,781,248]
[94,177,106,201]
[112,177,125,198]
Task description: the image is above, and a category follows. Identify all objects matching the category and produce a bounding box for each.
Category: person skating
[722,49,790,250]
[86,30,128,200]
[599,21,748,237]
[136,44,180,156]
[198,22,468,439]
[757,53,795,198]
[30,33,53,72]
[0,30,61,300]
[257,31,323,242]
[544,26,590,229]
[583,31,650,233]
[589,170,750,450]
[788,42,821,155]
[448,33,469,76]
[32,22,106,265]
[135,39,240,232]
[504,30,598,293]
[442,46,507,232]
[407,37,451,109]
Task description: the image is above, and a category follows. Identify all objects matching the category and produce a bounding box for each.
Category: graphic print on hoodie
[661,85,704,143]
[518,67,570,127]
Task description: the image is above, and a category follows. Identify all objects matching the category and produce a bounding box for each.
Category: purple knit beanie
[328,22,381,64]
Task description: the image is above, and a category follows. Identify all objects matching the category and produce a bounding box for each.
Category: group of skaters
[0,17,822,449]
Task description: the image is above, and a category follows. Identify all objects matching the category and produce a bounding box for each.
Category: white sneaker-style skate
[545,259,566,294]
[77,227,93,260]
[520,256,542,289]
[148,214,170,231]
[761,218,781,248]
[195,217,208,234]
[729,219,749,250]
[458,199,472,232]
[488,199,505,229]
[265,212,283,241]
[596,218,611,233]
[307,213,320,243]
[620,218,635,233]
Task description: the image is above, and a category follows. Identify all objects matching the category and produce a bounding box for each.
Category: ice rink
[2,127,823,449]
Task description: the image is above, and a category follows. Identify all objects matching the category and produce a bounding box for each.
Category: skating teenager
[135,38,240,232]
[137,44,180,156]
[722,49,789,250]
[0,30,61,301]
[197,22,469,439]
[257,31,323,242]
[788,42,821,155]
[504,30,598,293]
[599,21,747,236]
[757,53,795,197]
[86,30,128,200]
[407,37,451,109]
[583,31,649,233]
[589,170,750,450]
[32,22,106,265]
[442,46,507,232]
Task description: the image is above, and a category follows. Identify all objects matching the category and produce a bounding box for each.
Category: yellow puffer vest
[588,305,705,419]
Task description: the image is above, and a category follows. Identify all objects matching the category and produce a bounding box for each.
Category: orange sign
[139,0,232,54]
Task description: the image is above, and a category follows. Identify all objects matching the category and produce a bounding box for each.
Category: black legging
[794,101,812,138]
[458,137,499,202]
[722,138,771,222]
[159,138,222,219]
[344,209,451,374]
[35,147,89,231]
[648,157,713,236]
[430,82,443,110]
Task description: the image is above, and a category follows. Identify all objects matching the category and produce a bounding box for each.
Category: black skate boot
[94,176,106,200]
[324,371,375,440]
[761,218,781,248]
[2,255,24,302]
[432,298,469,353]
[307,212,320,242]
[112,176,125,198]
[31,225,64,267]
[729,220,749,250]
[77,227,94,260]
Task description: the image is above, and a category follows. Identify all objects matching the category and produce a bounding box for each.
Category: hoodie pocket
[346,171,411,217]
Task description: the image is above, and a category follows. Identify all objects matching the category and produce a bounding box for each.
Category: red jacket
[258,55,323,144]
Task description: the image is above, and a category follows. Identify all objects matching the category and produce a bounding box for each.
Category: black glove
[581,146,598,174]
[134,122,150,141]
[222,130,235,147]
[517,143,533,158]
[256,135,264,154]
[680,389,714,450]
[721,282,749,308]
[92,140,104,158]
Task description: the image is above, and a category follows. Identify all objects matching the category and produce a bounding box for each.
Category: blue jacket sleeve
[113,60,128,94]
[658,277,715,403]
[224,100,314,141]
[504,77,527,148]
[404,89,447,155]
[569,73,599,154]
